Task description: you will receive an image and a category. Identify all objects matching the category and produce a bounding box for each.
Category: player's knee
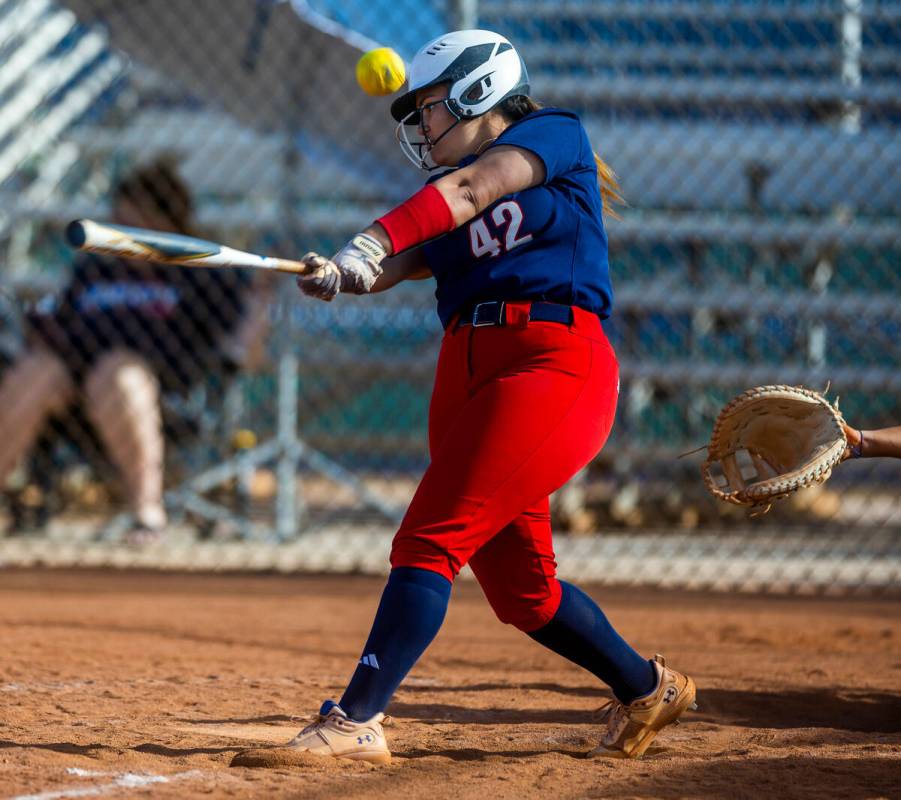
[0,349,74,424]
[389,531,458,583]
[85,349,159,408]
[482,585,562,632]
[15,348,68,386]
[89,348,153,381]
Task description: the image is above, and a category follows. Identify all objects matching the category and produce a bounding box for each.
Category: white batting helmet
[390,29,530,124]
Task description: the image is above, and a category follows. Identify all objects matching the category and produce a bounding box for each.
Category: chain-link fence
[0,0,898,591]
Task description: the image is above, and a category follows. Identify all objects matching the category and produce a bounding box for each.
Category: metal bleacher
[478,0,901,455]
[490,1,901,113]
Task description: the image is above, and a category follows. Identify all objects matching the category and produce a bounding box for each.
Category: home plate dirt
[1,569,899,799]
[229,748,377,770]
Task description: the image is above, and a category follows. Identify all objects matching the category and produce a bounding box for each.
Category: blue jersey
[423,108,613,329]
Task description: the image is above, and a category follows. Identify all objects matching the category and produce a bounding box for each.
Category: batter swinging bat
[65,219,314,275]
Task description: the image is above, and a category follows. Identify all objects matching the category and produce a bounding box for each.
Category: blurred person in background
[0,158,273,542]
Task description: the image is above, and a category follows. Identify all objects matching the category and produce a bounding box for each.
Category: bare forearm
[364,223,394,255]
[858,426,901,459]
[369,248,431,293]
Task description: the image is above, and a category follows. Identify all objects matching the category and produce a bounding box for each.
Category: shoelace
[595,699,630,744]
[594,699,617,719]
[298,713,329,736]
[299,711,394,735]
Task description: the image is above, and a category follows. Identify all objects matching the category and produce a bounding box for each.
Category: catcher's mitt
[702,385,847,512]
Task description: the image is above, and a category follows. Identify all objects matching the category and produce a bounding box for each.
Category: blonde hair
[498,96,624,218]
[593,153,624,220]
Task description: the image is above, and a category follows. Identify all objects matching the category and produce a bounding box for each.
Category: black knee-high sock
[528,581,656,703]
[339,567,452,721]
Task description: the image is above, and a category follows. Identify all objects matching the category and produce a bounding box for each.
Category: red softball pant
[390,302,619,632]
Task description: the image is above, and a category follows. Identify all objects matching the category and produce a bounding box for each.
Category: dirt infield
[1,570,899,799]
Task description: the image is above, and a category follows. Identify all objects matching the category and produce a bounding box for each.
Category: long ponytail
[498,96,624,218]
[593,153,624,220]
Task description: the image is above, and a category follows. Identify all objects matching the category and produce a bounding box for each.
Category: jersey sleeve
[491,110,587,184]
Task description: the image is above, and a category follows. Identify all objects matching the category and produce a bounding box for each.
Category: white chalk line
[9,768,203,800]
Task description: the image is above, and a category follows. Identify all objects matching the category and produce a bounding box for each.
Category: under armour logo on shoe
[663,686,678,704]
[357,734,374,744]
[359,654,380,669]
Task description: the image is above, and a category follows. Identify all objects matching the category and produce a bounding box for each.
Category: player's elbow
[454,177,496,221]
[435,171,501,225]
[460,183,483,217]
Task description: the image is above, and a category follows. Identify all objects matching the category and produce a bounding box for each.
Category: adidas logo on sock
[359,653,380,669]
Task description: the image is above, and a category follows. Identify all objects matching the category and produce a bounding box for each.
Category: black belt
[456,301,574,328]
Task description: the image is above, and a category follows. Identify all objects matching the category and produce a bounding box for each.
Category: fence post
[450,0,478,30]
[841,0,863,133]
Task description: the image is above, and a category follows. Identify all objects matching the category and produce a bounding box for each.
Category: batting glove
[331,233,387,294]
[297,234,386,301]
[298,253,341,302]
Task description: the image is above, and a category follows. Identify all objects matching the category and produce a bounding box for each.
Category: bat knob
[65,220,87,248]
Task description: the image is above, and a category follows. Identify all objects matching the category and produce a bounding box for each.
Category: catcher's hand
[701,385,847,513]
[840,422,863,461]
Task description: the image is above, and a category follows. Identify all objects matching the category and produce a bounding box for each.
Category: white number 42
[468,201,533,258]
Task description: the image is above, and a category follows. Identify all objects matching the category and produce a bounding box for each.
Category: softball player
[290,29,695,763]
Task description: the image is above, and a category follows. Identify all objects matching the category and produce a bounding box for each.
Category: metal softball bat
[65,219,314,275]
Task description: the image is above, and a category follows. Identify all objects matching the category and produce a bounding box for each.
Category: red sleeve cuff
[376,184,455,254]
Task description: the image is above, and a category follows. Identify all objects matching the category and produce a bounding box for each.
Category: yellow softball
[356,47,406,96]
[231,429,258,450]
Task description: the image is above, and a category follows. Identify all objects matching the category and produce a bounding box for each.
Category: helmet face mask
[391,30,530,170]
[395,97,463,171]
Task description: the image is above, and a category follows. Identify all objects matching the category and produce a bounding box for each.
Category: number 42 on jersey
[469,201,533,258]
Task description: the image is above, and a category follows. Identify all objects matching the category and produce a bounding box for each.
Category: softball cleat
[287,701,391,765]
[589,654,696,759]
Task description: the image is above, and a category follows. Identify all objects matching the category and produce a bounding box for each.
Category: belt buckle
[472,301,504,327]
